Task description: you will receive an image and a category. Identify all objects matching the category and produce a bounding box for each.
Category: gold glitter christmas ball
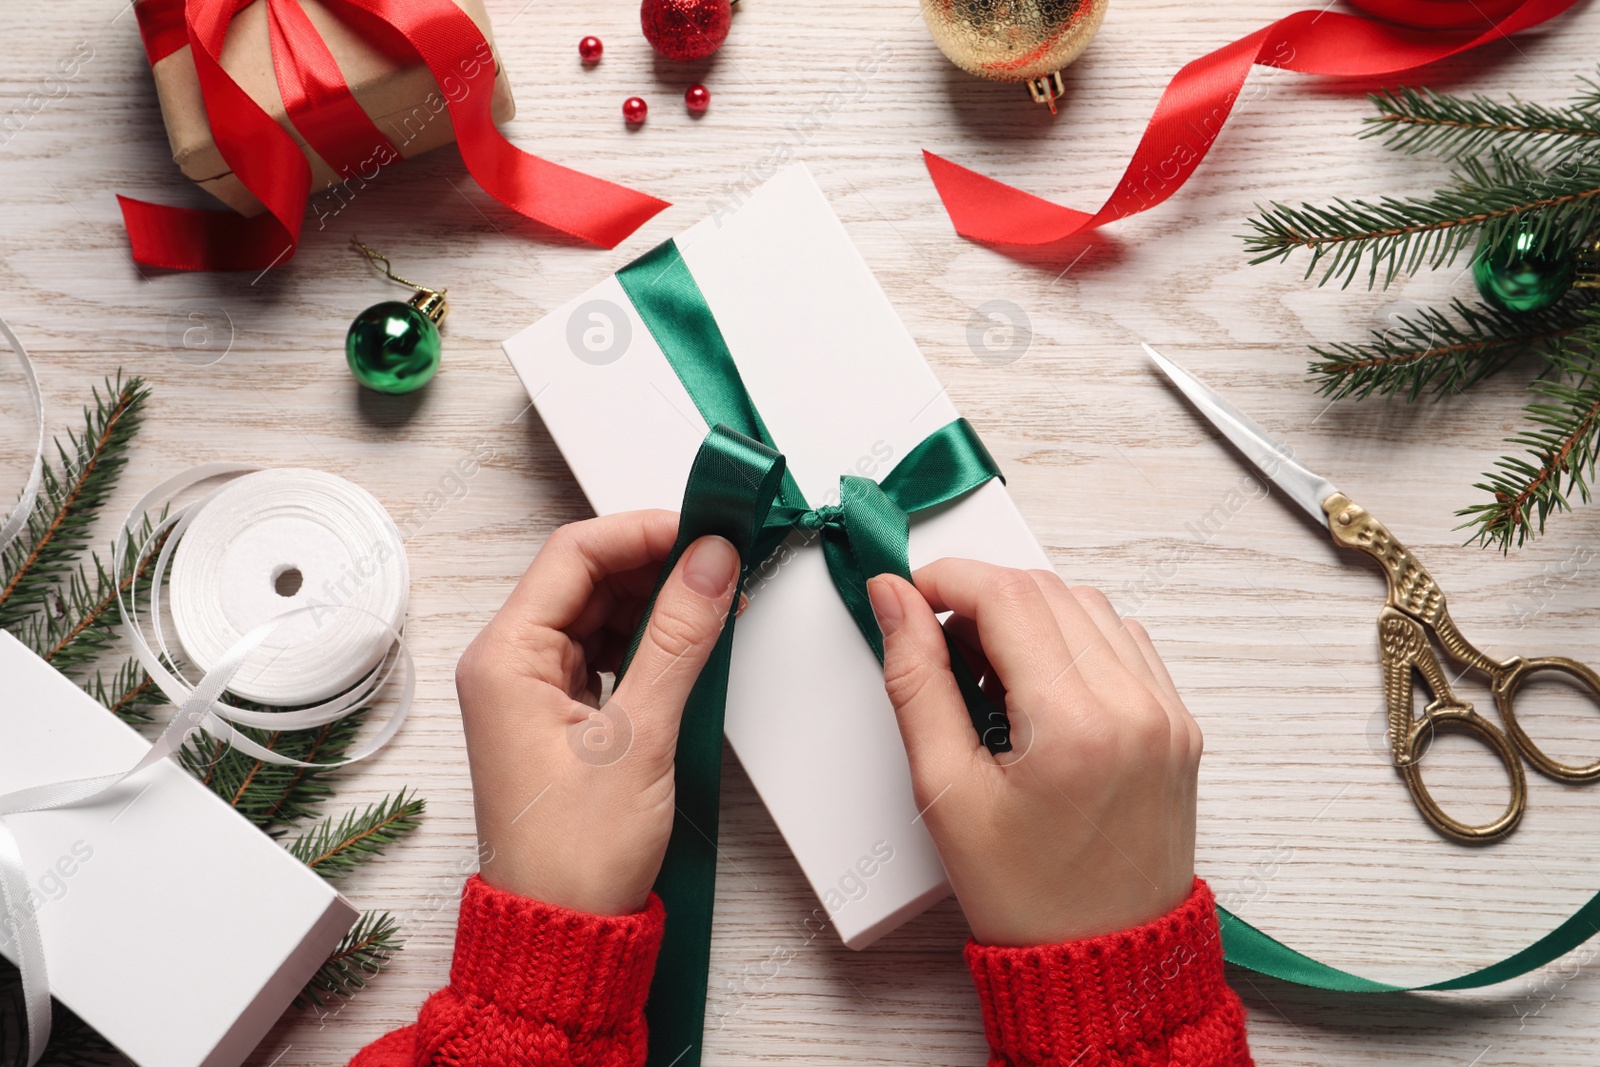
[923,0,1108,110]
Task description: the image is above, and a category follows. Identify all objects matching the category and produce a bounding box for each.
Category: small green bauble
[345,293,444,394]
[1473,225,1574,313]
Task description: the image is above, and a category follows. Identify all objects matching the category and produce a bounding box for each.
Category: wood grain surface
[3,1,1600,1063]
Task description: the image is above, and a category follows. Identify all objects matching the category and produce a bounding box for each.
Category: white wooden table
[3,1,1600,1062]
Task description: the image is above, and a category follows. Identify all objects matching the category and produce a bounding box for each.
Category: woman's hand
[455,511,740,916]
[867,562,1201,947]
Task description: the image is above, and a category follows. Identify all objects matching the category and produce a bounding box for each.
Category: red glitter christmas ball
[640,0,732,62]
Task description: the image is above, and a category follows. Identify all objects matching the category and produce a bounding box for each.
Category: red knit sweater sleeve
[964,878,1252,1067]
[347,874,665,1067]
[347,875,1248,1067]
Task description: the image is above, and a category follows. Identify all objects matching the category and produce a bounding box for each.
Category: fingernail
[868,576,902,635]
[683,536,739,599]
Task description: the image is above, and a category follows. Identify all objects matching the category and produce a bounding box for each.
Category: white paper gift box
[502,163,1050,949]
[0,630,358,1066]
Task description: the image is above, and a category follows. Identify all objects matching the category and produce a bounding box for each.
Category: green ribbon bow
[611,237,1600,1067]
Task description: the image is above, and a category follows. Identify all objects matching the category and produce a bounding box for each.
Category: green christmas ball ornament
[1472,224,1574,313]
[346,237,448,394]
[346,296,444,394]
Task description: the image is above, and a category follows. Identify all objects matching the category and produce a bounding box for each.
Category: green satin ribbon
[615,427,785,1067]
[613,237,1600,1064]
[1217,894,1600,992]
[616,240,1008,1067]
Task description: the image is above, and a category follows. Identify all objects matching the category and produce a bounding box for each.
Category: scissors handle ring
[1399,706,1526,842]
[1493,656,1600,783]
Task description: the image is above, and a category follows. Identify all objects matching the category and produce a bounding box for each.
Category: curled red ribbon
[123,0,668,271]
[923,0,1583,247]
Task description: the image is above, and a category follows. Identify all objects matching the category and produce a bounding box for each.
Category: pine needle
[1459,344,1600,549]
[1307,297,1599,401]
[1244,152,1600,289]
[1362,86,1600,163]
[83,659,163,725]
[1569,73,1600,113]
[295,911,404,1009]
[0,376,147,634]
[16,519,167,678]
[179,711,369,835]
[288,790,425,880]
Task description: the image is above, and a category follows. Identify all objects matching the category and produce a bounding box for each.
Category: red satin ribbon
[123,0,667,271]
[923,0,1583,247]
[266,0,399,179]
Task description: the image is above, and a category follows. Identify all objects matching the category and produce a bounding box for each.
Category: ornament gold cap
[1574,231,1600,290]
[1027,72,1067,113]
[408,288,450,325]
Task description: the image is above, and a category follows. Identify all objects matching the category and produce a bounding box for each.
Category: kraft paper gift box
[0,631,357,1067]
[502,163,1052,949]
[135,0,516,217]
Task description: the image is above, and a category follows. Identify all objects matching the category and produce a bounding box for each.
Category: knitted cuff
[447,874,665,1034]
[964,879,1251,1067]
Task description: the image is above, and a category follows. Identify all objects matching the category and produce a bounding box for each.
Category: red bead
[640,0,732,62]
[578,36,603,63]
[622,96,648,124]
[685,84,711,112]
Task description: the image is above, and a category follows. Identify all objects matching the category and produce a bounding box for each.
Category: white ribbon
[0,462,414,1063]
[0,318,45,560]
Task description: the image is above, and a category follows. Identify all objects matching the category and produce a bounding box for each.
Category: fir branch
[287,790,425,880]
[1307,297,1599,401]
[0,376,148,634]
[1362,86,1600,163]
[179,711,367,834]
[1243,152,1600,289]
[295,911,403,1010]
[1459,345,1600,549]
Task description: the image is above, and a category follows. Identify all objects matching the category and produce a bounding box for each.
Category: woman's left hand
[454,510,741,916]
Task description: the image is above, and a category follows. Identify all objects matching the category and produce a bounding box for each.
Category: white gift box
[502,164,1050,949]
[0,630,358,1066]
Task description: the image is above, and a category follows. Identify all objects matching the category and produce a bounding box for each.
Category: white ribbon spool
[116,464,415,771]
[168,468,410,705]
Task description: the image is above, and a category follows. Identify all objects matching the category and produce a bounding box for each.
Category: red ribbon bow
[124,0,668,271]
[923,0,1583,247]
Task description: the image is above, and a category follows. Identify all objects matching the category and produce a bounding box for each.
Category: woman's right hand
[867,561,1202,947]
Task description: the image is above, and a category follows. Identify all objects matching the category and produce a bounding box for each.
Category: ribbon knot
[794,504,845,532]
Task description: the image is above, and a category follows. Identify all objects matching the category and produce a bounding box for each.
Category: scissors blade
[1142,344,1339,526]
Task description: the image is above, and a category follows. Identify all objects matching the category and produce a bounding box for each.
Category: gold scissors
[1145,344,1600,842]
